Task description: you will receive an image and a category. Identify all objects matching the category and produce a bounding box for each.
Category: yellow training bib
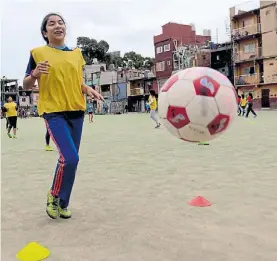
[31,46,86,115]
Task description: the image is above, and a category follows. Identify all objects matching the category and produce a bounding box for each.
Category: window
[156,61,165,72]
[242,21,245,28]
[242,66,255,75]
[167,60,171,66]
[156,46,163,54]
[244,43,256,53]
[164,44,170,52]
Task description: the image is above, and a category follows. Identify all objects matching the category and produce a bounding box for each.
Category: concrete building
[210,42,233,84]
[153,22,211,90]
[230,0,277,109]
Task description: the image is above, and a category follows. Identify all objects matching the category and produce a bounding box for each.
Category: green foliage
[77,37,154,69]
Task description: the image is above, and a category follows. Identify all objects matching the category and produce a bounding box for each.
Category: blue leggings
[44,112,84,208]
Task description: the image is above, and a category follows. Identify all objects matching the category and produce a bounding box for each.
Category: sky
[1,0,256,84]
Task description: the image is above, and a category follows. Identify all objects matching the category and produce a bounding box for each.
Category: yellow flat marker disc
[16,242,50,261]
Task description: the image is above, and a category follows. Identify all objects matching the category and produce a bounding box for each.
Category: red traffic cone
[189,196,211,207]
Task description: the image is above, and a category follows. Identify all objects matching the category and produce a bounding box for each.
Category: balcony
[235,73,263,86]
[130,88,144,96]
[234,47,262,62]
[232,23,261,41]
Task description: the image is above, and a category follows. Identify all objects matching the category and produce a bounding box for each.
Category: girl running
[87,100,94,123]
[3,97,18,138]
[239,94,247,116]
[23,13,103,219]
[245,93,257,118]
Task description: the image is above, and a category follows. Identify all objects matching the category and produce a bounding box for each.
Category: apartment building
[153,22,211,90]
[230,0,277,109]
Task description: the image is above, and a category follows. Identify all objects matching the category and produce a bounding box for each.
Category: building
[153,22,211,90]
[230,0,277,109]
[1,77,19,104]
[210,42,233,84]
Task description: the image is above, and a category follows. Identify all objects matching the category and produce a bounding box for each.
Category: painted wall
[264,58,277,83]
[113,83,127,101]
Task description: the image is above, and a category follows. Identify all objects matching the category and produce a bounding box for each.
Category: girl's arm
[23,54,37,90]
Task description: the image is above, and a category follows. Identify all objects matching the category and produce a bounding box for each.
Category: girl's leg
[44,114,82,218]
[45,129,50,146]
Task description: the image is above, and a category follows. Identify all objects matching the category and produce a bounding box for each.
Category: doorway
[261,89,270,108]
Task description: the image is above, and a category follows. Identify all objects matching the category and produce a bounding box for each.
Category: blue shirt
[25,46,72,76]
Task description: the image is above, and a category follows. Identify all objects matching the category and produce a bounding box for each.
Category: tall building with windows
[153,22,211,90]
[230,0,277,109]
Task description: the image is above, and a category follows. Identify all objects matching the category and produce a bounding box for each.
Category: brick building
[153,22,211,90]
[230,0,277,109]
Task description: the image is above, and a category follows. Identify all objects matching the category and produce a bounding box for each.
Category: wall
[239,84,277,109]
[261,4,277,57]
[154,39,172,79]
[113,83,127,101]
[264,58,277,83]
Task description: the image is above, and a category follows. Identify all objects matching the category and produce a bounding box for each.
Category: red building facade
[154,22,211,90]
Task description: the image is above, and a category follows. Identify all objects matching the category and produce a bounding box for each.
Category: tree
[122,51,145,69]
[77,37,110,65]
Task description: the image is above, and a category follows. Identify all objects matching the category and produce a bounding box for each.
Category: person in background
[45,129,53,151]
[237,95,242,115]
[148,90,161,128]
[245,93,257,118]
[3,96,18,138]
[87,100,94,123]
[145,102,150,113]
[239,94,247,116]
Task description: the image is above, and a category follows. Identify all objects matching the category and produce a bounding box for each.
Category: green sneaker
[46,191,60,219]
[59,207,72,219]
[7,133,12,138]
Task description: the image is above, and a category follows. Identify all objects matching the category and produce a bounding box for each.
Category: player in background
[23,13,103,220]
[3,97,18,138]
[87,100,94,123]
[237,95,242,115]
[45,129,53,151]
[148,90,161,128]
[238,94,247,116]
[245,93,257,118]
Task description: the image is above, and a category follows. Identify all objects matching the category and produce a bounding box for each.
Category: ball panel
[215,85,237,119]
[186,96,219,126]
[167,79,196,107]
[180,67,209,81]
[179,123,212,142]
[206,69,234,88]
[160,74,179,92]
[207,114,230,136]
[193,75,220,97]
[160,118,181,138]
[166,106,190,129]
[158,92,170,119]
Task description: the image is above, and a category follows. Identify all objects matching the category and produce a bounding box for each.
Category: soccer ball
[158,67,237,142]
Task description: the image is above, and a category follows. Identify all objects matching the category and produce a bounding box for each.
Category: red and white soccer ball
[158,67,237,142]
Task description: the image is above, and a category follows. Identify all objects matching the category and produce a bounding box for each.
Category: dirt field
[1,112,277,261]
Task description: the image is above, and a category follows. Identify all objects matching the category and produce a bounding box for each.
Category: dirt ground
[1,112,277,261]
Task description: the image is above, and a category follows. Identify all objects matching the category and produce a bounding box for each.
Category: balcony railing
[235,73,262,86]
[234,47,262,62]
[101,91,111,97]
[130,88,144,96]
[232,23,261,40]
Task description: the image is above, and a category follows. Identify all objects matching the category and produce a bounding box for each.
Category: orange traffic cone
[189,196,211,207]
